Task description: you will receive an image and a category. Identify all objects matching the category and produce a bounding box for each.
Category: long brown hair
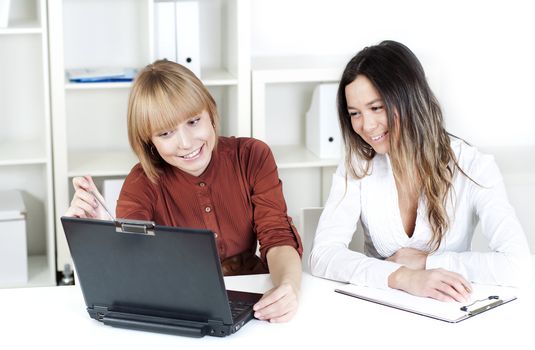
[127,60,219,183]
[337,40,465,252]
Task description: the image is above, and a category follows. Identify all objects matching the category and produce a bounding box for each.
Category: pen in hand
[90,190,115,220]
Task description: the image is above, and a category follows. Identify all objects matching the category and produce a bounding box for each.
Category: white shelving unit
[251,55,348,223]
[48,0,251,275]
[0,0,55,288]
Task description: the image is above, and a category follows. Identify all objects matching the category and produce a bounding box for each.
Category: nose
[362,113,378,132]
[175,127,192,149]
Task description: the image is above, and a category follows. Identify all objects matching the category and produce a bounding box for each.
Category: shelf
[64,68,238,90]
[65,81,132,90]
[0,141,48,166]
[1,255,55,289]
[0,20,42,35]
[251,55,347,83]
[50,0,252,273]
[271,145,339,169]
[68,150,138,177]
[201,68,238,86]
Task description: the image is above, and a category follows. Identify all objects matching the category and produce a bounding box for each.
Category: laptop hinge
[92,309,212,338]
[102,315,207,337]
[114,219,155,236]
[91,306,110,320]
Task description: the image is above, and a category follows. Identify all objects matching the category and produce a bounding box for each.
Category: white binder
[175,1,201,78]
[0,0,11,28]
[305,83,342,159]
[154,1,177,62]
[153,1,201,78]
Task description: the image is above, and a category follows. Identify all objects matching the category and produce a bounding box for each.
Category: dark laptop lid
[61,217,234,325]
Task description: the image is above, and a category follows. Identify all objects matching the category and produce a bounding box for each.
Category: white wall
[251,0,535,148]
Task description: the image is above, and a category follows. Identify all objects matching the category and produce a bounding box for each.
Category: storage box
[0,190,28,287]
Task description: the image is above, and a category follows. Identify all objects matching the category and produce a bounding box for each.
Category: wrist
[388,266,409,289]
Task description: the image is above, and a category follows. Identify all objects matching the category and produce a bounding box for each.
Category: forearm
[266,245,302,293]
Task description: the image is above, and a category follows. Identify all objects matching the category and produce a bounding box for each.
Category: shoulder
[339,152,387,179]
[450,137,502,185]
[451,137,492,169]
[218,136,270,151]
[122,163,158,194]
[218,136,273,162]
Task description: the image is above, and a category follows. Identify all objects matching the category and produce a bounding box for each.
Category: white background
[251,0,535,148]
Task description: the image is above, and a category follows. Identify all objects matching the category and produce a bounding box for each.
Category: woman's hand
[388,266,472,302]
[253,281,299,323]
[64,176,109,220]
[387,247,428,270]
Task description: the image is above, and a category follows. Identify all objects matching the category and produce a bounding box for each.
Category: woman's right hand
[388,266,472,302]
[64,176,108,220]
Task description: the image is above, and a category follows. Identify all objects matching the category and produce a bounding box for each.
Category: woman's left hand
[253,282,299,323]
[387,247,428,270]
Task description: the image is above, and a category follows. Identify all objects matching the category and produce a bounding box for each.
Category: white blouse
[310,139,533,289]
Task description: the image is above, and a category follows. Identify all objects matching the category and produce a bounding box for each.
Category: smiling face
[151,110,216,177]
[345,75,391,155]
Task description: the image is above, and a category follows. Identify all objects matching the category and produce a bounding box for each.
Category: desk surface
[1,272,533,349]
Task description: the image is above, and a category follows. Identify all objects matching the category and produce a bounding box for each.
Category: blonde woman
[65,60,302,323]
[310,41,532,302]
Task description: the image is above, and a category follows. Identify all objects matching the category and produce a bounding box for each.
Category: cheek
[350,118,362,135]
[152,140,171,157]
[205,126,217,148]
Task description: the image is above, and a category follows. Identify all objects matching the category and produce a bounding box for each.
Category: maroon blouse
[116,137,303,275]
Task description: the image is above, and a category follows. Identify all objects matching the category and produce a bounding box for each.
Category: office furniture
[48,0,251,279]
[0,0,55,288]
[0,272,533,349]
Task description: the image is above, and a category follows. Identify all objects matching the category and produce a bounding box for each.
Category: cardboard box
[0,190,28,286]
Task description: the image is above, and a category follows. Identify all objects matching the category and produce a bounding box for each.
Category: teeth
[371,132,387,141]
[181,147,201,159]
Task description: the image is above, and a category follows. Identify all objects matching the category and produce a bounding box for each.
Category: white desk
[1,272,533,349]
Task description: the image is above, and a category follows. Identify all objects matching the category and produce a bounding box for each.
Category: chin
[370,145,389,155]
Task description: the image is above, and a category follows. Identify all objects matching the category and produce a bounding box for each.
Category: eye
[187,117,201,126]
[348,110,361,118]
[157,130,174,138]
[371,105,384,112]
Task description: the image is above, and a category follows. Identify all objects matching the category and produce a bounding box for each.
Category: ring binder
[460,295,500,312]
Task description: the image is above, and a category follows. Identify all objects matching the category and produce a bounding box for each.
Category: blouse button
[205,206,212,213]
[199,182,206,187]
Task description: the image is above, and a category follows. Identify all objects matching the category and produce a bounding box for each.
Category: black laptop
[61,216,263,337]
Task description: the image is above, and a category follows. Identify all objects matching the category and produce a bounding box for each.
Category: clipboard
[335,283,517,323]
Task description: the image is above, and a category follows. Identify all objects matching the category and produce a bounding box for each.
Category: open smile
[178,145,203,160]
[370,131,388,142]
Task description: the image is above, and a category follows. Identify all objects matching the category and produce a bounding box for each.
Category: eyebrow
[347,99,383,109]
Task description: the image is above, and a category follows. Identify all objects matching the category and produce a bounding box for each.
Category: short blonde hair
[127,60,219,183]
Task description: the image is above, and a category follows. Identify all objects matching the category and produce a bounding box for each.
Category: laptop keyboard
[229,299,255,319]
